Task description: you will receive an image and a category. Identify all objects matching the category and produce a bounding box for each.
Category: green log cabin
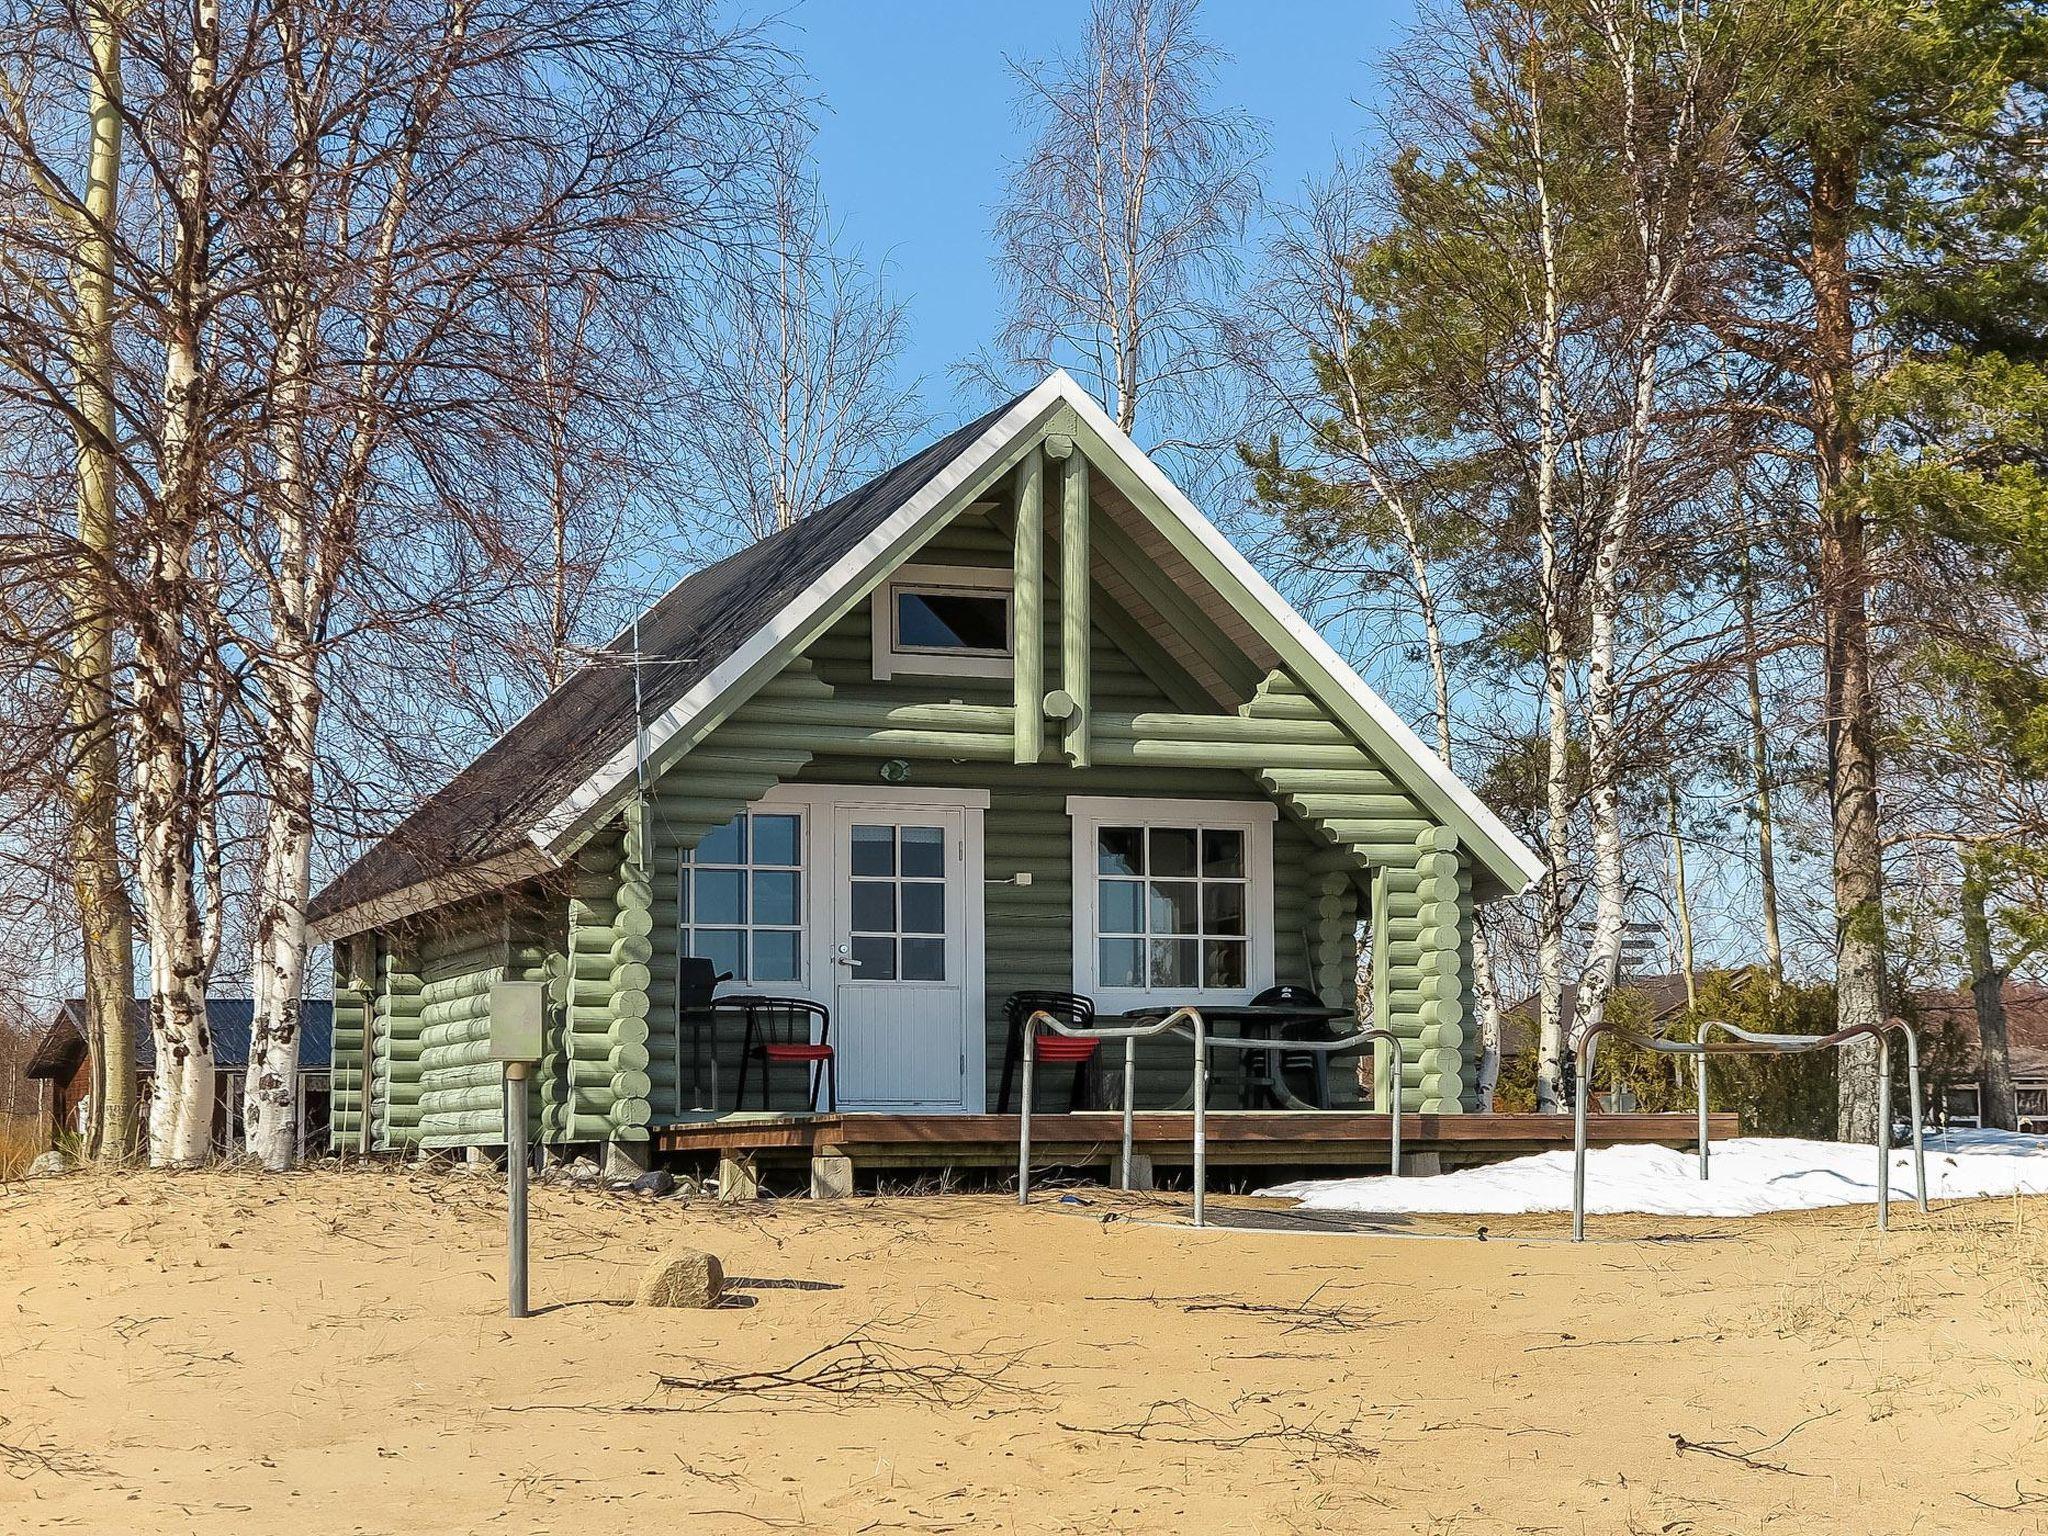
[308,373,1544,1171]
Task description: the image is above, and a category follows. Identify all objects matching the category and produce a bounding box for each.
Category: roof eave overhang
[307,844,558,942]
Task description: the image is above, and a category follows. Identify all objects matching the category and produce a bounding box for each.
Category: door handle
[832,952,861,969]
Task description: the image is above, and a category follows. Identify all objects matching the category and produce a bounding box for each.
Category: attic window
[871,563,1012,680]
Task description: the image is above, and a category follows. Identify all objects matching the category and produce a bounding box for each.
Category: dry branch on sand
[1669,1409,1838,1475]
[498,1327,1030,1416]
[1057,1397,1378,1460]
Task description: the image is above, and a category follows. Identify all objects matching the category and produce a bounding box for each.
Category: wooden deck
[651,1110,1735,1174]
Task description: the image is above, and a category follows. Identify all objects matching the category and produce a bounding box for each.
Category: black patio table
[1113,1003,1356,1111]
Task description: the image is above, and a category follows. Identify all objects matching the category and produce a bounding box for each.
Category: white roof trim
[533,369,1542,894]
[1049,374,1544,893]
[531,376,1070,851]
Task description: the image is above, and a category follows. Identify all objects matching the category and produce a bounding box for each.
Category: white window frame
[1066,795,1276,1014]
[677,807,810,989]
[871,562,1013,681]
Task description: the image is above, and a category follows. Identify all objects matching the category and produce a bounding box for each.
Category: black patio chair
[673,957,732,1113]
[996,990,1099,1113]
[1251,983,1341,1109]
[731,997,836,1112]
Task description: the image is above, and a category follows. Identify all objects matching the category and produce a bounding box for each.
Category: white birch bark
[242,3,470,1168]
[1524,60,1572,1115]
[137,0,223,1167]
[1568,1,1706,1060]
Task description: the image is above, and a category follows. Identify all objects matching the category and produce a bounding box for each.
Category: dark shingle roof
[308,393,1031,931]
[24,998,336,1078]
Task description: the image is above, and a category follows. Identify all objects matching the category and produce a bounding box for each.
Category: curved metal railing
[1571,1014,1928,1242]
[1018,1008,1409,1228]
[1019,1006,1208,1219]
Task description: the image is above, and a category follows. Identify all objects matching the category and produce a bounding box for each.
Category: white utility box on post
[489,980,546,1318]
[489,980,546,1063]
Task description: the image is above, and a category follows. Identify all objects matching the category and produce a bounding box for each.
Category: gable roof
[311,371,1541,938]
[25,998,335,1078]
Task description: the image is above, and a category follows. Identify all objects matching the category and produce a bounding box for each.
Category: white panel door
[830,805,974,1111]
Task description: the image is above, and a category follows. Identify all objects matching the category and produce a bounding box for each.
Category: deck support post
[809,1153,854,1200]
[1011,446,1044,764]
[1049,433,1089,767]
[603,1138,650,1178]
[716,1153,759,1202]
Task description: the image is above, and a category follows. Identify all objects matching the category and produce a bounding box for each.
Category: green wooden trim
[1011,444,1044,765]
[1370,866,1391,1111]
[1057,440,1090,766]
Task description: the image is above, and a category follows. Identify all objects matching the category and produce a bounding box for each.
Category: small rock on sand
[635,1248,724,1308]
[26,1151,70,1179]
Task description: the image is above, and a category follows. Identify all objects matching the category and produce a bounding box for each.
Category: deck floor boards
[650,1111,1733,1171]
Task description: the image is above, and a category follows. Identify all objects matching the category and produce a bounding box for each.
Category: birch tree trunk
[1567,0,1707,1065]
[62,0,137,1160]
[1528,91,1571,1116]
[136,0,223,1167]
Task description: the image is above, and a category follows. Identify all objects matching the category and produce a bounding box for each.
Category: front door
[830,804,976,1110]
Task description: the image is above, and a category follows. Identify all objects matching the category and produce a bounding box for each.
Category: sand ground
[0,1167,2043,1535]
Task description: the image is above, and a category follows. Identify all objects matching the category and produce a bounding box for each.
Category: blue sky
[783,1,1413,413]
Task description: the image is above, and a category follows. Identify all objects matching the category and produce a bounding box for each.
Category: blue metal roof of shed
[25,998,334,1077]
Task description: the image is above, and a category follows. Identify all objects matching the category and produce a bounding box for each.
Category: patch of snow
[1261,1129,2048,1219]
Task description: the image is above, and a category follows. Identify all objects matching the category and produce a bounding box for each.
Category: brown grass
[0,1111,43,1179]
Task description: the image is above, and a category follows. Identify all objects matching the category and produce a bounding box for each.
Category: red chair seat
[1033,1036,1097,1064]
[761,1042,833,1062]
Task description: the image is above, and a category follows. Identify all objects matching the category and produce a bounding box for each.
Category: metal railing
[1018,1006,1208,1219]
[1572,1014,1929,1242]
[1017,1008,1408,1228]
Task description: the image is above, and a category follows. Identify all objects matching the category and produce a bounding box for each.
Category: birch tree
[1563,0,1750,1063]
[676,114,924,549]
[1243,164,1512,1104]
[0,0,139,1158]
[227,0,786,1167]
[974,0,1260,464]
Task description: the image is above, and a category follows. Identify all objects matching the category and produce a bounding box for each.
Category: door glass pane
[1100,878,1143,933]
[1204,939,1246,989]
[851,823,895,876]
[695,868,745,924]
[1202,883,1245,935]
[695,816,745,865]
[1149,938,1198,987]
[1099,938,1145,989]
[900,825,945,878]
[753,813,800,866]
[697,929,743,979]
[1149,880,1199,935]
[901,937,946,981]
[1098,827,1144,876]
[901,881,945,934]
[851,935,896,980]
[1149,827,1198,878]
[850,879,895,934]
[752,870,799,926]
[753,929,800,982]
[1202,828,1244,878]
